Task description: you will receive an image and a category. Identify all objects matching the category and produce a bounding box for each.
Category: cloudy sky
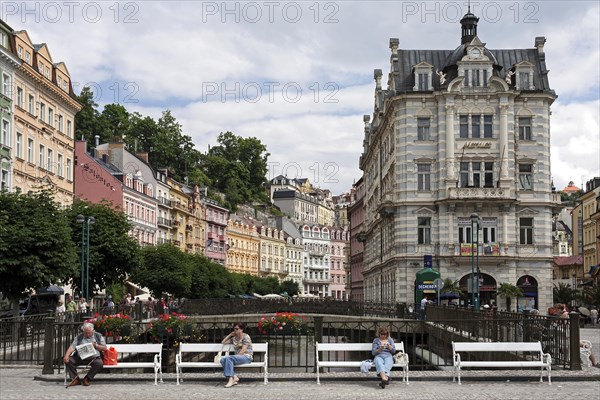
[3,1,598,194]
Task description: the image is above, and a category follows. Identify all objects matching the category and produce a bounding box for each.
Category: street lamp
[470,213,481,309]
[76,215,95,301]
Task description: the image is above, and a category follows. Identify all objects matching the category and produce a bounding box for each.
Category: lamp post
[470,213,481,309]
[76,215,95,301]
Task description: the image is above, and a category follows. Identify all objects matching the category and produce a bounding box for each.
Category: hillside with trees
[75,87,270,211]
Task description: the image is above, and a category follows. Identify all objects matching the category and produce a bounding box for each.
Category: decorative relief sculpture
[436,69,447,85]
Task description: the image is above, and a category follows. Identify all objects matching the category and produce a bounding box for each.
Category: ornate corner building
[359,11,561,312]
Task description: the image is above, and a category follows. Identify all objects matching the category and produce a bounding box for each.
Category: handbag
[213,346,226,363]
[393,351,408,367]
[103,346,118,366]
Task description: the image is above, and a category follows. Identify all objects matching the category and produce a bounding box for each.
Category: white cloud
[5,1,598,195]
[551,100,600,190]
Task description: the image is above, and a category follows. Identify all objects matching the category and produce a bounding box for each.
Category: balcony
[186,243,193,249]
[447,187,512,200]
[158,197,172,208]
[208,232,214,239]
[303,277,329,284]
[458,243,500,256]
[185,224,193,232]
[156,238,172,245]
[219,235,225,242]
[173,220,180,227]
[157,217,172,228]
[309,250,326,257]
[173,240,181,246]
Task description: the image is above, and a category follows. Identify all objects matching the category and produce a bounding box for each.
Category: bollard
[42,317,55,375]
[569,312,581,370]
[313,316,323,373]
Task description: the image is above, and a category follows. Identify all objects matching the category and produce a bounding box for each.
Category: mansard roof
[390,46,551,92]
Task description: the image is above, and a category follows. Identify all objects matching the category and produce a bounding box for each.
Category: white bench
[175,342,268,385]
[452,341,551,385]
[315,341,409,384]
[64,343,163,385]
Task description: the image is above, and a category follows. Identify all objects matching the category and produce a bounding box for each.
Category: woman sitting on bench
[371,326,396,389]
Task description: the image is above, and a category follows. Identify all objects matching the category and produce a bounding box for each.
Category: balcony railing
[173,240,181,246]
[156,238,172,245]
[448,187,512,200]
[303,277,329,284]
[185,224,193,232]
[158,197,172,207]
[157,217,172,227]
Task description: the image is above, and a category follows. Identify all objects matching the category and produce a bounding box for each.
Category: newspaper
[75,342,96,360]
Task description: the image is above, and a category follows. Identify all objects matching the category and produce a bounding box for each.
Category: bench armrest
[453,353,461,365]
[542,352,552,365]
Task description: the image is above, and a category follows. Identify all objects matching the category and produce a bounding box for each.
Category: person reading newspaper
[63,322,107,387]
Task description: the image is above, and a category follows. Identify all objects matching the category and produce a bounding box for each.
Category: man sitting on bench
[63,322,107,387]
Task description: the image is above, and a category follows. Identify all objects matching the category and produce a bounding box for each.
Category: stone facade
[359,12,560,312]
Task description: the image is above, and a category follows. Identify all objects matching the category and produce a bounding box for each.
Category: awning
[125,281,150,299]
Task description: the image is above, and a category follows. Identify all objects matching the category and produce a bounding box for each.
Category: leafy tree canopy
[133,245,193,299]
[64,199,140,297]
[0,190,78,304]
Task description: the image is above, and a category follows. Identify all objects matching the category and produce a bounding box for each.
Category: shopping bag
[213,346,225,363]
[103,346,118,365]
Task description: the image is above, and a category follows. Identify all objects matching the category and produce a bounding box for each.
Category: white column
[499,104,509,178]
[445,105,455,179]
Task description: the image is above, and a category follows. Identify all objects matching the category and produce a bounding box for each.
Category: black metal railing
[0,302,581,373]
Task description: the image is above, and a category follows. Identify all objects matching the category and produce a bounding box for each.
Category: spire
[460,8,479,44]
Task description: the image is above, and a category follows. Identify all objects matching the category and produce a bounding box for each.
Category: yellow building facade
[11,30,81,205]
[258,225,287,282]
[226,218,260,275]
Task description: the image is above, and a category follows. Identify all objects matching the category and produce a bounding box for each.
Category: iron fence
[0,302,581,374]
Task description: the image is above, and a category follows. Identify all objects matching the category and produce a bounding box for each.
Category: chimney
[94,135,100,147]
[137,152,149,163]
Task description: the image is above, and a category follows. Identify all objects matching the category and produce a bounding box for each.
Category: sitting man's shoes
[67,376,81,388]
[82,377,91,386]
[385,376,391,385]
[379,379,387,389]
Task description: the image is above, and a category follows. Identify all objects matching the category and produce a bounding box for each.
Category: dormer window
[413,62,433,91]
[514,61,535,90]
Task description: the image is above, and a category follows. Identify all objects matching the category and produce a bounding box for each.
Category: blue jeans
[373,354,393,377]
[220,355,251,377]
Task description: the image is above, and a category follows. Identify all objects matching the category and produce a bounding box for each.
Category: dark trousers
[66,354,103,380]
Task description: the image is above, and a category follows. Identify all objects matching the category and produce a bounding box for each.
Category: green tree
[0,190,78,313]
[281,280,300,296]
[98,104,130,142]
[581,284,600,306]
[65,199,139,297]
[553,282,575,305]
[253,276,280,295]
[441,278,463,295]
[201,131,270,210]
[124,112,159,154]
[149,110,201,182]
[74,86,101,144]
[496,282,524,312]
[133,245,192,298]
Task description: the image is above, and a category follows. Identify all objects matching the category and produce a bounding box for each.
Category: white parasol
[578,306,590,316]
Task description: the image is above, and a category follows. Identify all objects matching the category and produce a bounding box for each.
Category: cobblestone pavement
[1,367,599,400]
[1,328,598,400]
